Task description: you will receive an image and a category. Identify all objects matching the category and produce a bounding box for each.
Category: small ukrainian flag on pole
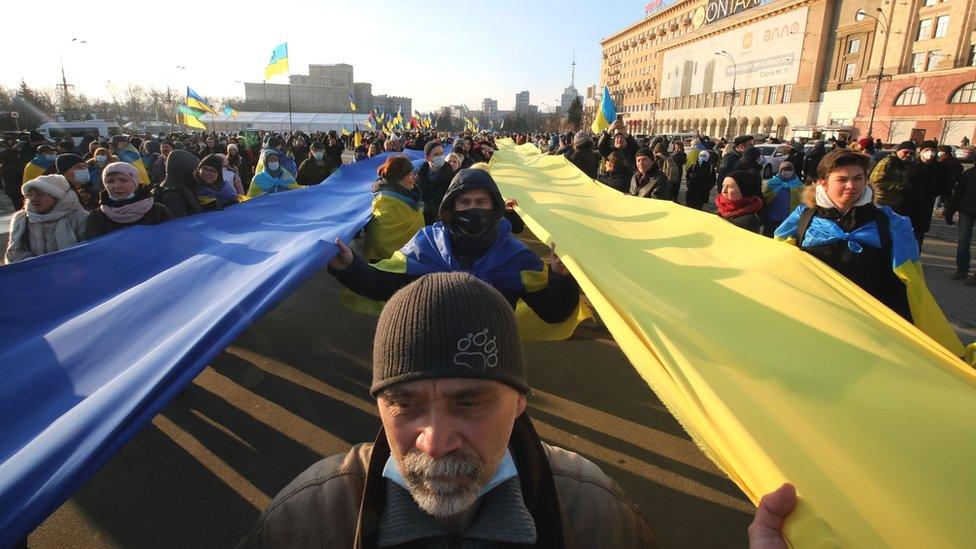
[348,94,357,112]
[265,43,289,80]
[591,86,617,134]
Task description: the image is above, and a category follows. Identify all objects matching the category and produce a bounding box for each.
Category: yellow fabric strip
[489,139,976,548]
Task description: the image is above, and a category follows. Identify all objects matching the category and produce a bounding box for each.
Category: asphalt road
[21,175,976,549]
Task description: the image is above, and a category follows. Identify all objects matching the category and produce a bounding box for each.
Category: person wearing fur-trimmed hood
[5,175,89,264]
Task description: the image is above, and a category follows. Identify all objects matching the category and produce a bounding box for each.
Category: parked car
[756,144,792,179]
[952,145,975,163]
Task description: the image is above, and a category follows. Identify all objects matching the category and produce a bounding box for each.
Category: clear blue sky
[3,0,653,112]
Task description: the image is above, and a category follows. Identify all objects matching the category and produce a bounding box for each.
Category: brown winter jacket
[237,415,657,548]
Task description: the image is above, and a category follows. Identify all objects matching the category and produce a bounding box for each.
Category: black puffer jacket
[598,164,634,193]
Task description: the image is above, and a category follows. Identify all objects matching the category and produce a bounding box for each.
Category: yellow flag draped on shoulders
[489,138,976,548]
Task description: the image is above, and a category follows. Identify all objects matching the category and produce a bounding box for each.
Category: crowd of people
[2,119,972,545]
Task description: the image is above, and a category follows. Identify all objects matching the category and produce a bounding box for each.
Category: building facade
[243,63,411,115]
[481,98,499,117]
[515,91,530,116]
[560,85,582,114]
[599,0,976,142]
[373,95,412,116]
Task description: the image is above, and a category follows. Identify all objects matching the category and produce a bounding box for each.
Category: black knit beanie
[371,272,528,397]
[55,153,85,174]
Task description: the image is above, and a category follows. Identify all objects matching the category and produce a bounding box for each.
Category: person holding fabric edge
[416,141,452,225]
[365,155,425,261]
[195,154,244,209]
[328,168,579,326]
[716,171,763,233]
[85,162,173,239]
[238,272,798,548]
[630,147,670,199]
[775,149,965,358]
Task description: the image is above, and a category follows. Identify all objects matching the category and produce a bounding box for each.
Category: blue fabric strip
[0,149,429,546]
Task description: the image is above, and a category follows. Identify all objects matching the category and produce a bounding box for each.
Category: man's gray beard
[401,450,485,518]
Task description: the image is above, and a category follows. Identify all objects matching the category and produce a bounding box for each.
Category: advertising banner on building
[661,7,807,99]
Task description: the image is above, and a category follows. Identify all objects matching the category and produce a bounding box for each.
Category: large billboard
[661,7,807,99]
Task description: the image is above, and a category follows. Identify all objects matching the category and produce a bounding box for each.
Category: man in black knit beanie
[239,273,795,548]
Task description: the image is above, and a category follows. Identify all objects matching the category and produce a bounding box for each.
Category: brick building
[599,0,976,142]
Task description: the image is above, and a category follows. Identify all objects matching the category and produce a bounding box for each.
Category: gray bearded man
[239,272,795,548]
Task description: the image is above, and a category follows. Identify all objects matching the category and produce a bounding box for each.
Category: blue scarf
[31,155,55,170]
[765,174,802,195]
[399,219,542,293]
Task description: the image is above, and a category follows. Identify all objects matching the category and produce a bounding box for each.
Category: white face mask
[95,155,108,164]
[921,150,935,161]
[430,155,445,169]
[74,168,91,183]
[267,161,280,172]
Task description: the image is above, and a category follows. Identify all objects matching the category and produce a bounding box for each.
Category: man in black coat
[903,140,952,247]
[296,141,339,185]
[416,140,451,225]
[717,135,753,191]
[567,133,602,180]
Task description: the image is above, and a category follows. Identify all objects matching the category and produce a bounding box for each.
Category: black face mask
[454,208,495,237]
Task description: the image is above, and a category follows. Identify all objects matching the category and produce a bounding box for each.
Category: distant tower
[571,50,576,87]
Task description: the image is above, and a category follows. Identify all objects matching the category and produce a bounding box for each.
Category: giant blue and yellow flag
[186,87,217,115]
[265,42,289,80]
[591,86,617,133]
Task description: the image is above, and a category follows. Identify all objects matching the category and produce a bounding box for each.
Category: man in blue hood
[328,168,580,324]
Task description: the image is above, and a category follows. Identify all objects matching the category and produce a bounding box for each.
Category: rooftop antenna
[571,50,576,87]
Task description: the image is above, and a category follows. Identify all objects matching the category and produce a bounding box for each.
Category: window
[912,52,926,72]
[770,86,780,104]
[969,44,976,66]
[782,84,793,103]
[927,50,942,71]
[756,86,765,105]
[844,63,857,81]
[934,15,949,38]
[917,19,932,40]
[848,38,861,54]
[894,86,927,106]
[704,94,712,108]
[744,88,753,105]
[949,82,976,104]
[922,0,937,6]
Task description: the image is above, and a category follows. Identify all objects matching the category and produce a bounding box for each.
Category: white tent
[204,111,371,133]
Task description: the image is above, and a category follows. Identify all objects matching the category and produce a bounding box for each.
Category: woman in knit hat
[195,154,244,210]
[716,170,762,232]
[5,175,89,264]
[84,162,173,239]
[55,153,100,210]
[364,155,425,261]
[246,149,301,198]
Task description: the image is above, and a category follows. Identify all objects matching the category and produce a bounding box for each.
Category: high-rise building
[515,91,530,116]
[560,86,581,114]
[600,0,976,143]
[481,98,498,117]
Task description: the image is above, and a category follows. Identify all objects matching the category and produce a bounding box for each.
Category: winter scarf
[715,194,763,219]
[100,187,154,224]
[12,175,87,255]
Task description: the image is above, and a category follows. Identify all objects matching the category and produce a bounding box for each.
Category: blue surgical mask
[74,169,91,183]
[267,161,280,172]
[312,151,324,160]
[95,155,108,164]
[430,155,445,169]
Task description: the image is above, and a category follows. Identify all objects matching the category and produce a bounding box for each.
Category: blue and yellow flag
[222,105,239,118]
[265,42,289,80]
[591,86,617,133]
[186,87,217,115]
[348,94,357,112]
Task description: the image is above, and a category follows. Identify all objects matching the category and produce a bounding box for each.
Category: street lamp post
[857,7,892,140]
[166,66,186,128]
[716,50,738,138]
[60,38,87,120]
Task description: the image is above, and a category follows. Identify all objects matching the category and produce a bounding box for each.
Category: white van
[38,120,122,146]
